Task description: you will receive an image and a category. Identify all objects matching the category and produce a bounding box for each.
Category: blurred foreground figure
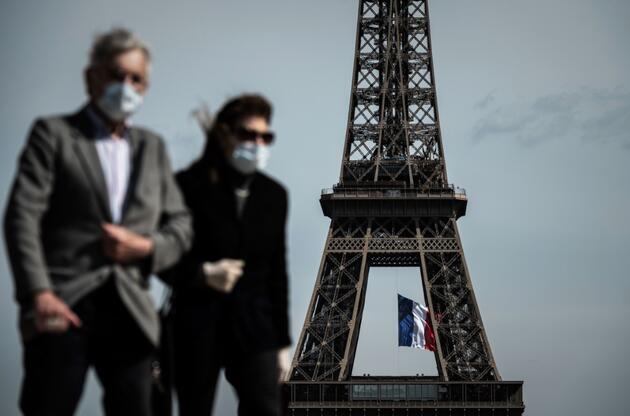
[166,95,291,416]
[3,28,192,416]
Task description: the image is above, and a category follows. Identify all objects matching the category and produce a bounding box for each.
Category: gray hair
[89,27,150,67]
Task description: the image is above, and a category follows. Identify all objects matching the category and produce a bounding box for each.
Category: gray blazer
[3,106,192,345]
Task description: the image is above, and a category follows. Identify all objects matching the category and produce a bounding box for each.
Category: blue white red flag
[398,294,436,351]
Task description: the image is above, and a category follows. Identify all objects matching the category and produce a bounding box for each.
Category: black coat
[168,159,291,354]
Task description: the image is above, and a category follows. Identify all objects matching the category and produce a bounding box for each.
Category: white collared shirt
[86,107,132,224]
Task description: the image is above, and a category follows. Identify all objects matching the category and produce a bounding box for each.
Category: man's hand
[102,223,154,264]
[277,346,291,382]
[33,290,82,333]
[201,259,245,293]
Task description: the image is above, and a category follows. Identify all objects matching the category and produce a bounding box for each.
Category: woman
[167,94,291,416]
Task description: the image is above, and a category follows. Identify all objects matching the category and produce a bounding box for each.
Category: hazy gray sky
[1,0,629,415]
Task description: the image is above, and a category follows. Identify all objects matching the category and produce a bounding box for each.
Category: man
[168,95,290,416]
[3,28,192,416]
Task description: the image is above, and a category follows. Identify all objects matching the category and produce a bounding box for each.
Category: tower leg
[418,218,500,381]
[290,219,371,381]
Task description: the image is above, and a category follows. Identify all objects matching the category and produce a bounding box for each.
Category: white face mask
[97,82,143,122]
[256,143,270,170]
[230,142,270,175]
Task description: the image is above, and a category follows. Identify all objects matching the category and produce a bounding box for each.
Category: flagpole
[395,269,399,376]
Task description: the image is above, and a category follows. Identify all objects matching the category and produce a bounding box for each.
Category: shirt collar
[85,104,131,141]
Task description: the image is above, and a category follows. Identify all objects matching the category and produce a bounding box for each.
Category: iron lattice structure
[341,0,446,189]
[287,1,523,414]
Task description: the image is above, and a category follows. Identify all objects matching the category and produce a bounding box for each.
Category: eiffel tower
[285,1,524,414]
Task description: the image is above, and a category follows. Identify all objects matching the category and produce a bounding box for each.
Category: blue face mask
[230,142,270,175]
[97,82,143,122]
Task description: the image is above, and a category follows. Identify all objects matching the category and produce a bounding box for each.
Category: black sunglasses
[234,126,275,144]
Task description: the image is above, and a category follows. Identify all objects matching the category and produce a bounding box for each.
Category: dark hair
[215,94,272,129]
[200,94,273,166]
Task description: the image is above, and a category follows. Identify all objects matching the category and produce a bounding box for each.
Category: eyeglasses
[234,126,275,145]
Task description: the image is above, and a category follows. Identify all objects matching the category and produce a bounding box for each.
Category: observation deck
[285,377,524,415]
[320,185,468,219]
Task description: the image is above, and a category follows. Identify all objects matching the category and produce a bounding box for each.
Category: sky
[1,0,629,415]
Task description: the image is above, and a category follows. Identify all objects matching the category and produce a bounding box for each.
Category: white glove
[201,259,245,293]
[277,346,291,382]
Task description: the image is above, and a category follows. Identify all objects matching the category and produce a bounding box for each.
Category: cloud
[471,88,630,148]
[474,93,496,110]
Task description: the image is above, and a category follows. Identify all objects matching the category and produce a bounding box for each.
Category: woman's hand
[277,346,291,382]
[201,259,245,293]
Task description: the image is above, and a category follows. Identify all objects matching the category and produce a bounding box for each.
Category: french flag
[398,294,436,351]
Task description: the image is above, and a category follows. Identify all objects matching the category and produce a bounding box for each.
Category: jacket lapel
[120,127,146,223]
[239,174,259,225]
[69,107,112,222]
[238,174,264,245]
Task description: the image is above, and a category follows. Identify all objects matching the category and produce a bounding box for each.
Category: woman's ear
[215,123,236,155]
[84,67,96,99]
